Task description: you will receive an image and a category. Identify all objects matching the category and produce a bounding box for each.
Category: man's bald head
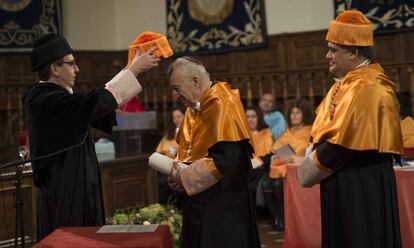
[168,57,210,82]
[168,57,211,107]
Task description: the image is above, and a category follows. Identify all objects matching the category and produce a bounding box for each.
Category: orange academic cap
[326,10,373,47]
[127,31,173,65]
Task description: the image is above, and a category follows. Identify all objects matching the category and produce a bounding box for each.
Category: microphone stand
[13,148,27,248]
[0,133,89,247]
[14,164,25,247]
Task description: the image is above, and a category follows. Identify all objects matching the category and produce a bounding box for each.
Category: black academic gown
[180,140,261,248]
[24,83,117,241]
[316,141,401,248]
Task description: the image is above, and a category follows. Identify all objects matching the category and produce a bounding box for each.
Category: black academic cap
[30,33,73,72]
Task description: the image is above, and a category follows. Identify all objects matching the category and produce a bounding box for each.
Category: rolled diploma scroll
[148,152,188,175]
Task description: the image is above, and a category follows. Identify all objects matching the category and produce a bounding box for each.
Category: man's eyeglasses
[56,60,77,68]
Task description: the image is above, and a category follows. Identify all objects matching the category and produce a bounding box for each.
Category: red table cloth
[284,164,414,248]
[33,225,173,248]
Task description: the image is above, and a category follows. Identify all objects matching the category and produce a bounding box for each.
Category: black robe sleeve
[25,84,117,177]
[315,142,357,171]
[207,140,254,190]
[44,87,117,136]
[90,89,117,135]
[315,141,395,171]
[180,139,261,248]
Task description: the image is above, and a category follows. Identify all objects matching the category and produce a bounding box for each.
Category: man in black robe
[297,11,403,248]
[25,34,160,240]
[167,57,261,248]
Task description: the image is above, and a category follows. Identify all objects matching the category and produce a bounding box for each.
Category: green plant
[110,203,182,247]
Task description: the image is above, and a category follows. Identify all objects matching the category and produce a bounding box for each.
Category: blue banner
[166,0,267,55]
[334,0,414,34]
[0,0,62,52]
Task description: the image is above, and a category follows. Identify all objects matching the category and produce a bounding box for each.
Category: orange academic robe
[175,81,260,248]
[311,64,402,248]
[252,128,273,158]
[155,136,179,159]
[401,116,414,148]
[272,125,312,156]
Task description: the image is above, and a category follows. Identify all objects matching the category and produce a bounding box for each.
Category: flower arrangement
[110,203,182,247]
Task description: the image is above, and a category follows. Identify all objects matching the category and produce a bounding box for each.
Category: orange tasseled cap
[326,10,373,46]
[127,31,173,65]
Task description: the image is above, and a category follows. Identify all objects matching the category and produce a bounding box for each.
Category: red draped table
[284,164,414,248]
[33,225,173,248]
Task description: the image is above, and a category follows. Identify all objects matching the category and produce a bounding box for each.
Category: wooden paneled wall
[1,30,414,164]
[100,155,158,216]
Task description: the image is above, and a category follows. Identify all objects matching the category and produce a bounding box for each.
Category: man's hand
[128,47,160,76]
[167,162,185,192]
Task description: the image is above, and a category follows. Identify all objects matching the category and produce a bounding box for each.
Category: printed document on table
[96,224,159,233]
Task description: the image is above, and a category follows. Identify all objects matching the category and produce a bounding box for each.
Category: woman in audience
[246,106,274,158]
[397,92,414,149]
[245,106,274,208]
[156,105,185,204]
[260,97,313,231]
[156,105,185,158]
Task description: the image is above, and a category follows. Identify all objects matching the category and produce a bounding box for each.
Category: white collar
[356,59,370,68]
[191,81,213,112]
[192,102,201,112]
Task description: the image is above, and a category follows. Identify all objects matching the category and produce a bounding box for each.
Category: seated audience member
[245,106,273,207]
[156,105,186,204]
[246,106,274,157]
[259,93,287,140]
[156,105,186,158]
[260,97,314,231]
[397,92,414,149]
